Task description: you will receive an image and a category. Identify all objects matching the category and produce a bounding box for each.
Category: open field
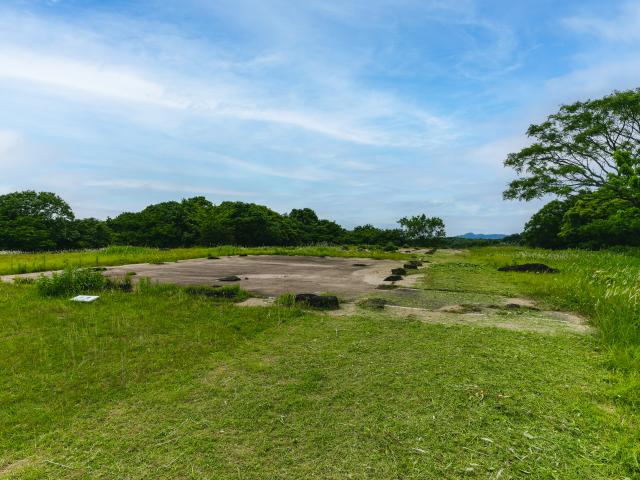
[2,255,408,301]
[0,246,412,276]
[2,247,640,478]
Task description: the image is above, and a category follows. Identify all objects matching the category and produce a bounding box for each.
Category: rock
[498,263,559,274]
[384,275,403,281]
[294,293,339,309]
[406,260,423,267]
[238,254,248,257]
[391,268,407,275]
[403,263,418,270]
[218,275,242,282]
[352,263,368,267]
[207,255,220,260]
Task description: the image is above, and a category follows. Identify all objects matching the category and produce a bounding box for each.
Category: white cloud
[545,57,640,102]
[83,178,253,197]
[0,48,185,108]
[564,2,640,42]
[213,154,334,181]
[0,129,20,157]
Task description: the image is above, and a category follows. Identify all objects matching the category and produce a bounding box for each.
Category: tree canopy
[507,88,640,249]
[0,191,75,251]
[504,88,640,201]
[397,214,446,243]
[0,191,448,252]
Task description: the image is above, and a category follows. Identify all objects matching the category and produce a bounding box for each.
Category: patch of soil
[498,263,559,273]
[438,304,483,314]
[503,297,537,308]
[237,298,274,307]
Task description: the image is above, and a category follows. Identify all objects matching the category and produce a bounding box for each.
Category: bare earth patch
[0,458,32,476]
[1,255,410,301]
[330,296,591,335]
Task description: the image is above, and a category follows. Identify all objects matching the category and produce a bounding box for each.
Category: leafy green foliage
[397,214,446,244]
[36,268,107,297]
[560,191,640,248]
[504,88,640,201]
[522,198,576,249]
[0,191,75,251]
[506,88,640,249]
[1,191,449,252]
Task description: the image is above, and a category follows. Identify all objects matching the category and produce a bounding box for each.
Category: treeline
[0,191,446,252]
[519,186,640,249]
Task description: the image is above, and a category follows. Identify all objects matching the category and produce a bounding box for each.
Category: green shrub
[383,242,398,252]
[37,268,107,297]
[184,284,248,300]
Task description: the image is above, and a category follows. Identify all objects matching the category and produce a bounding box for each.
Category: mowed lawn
[1,260,639,478]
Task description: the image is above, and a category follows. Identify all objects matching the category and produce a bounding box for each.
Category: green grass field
[2,247,640,478]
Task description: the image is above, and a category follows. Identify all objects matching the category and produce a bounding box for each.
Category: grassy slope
[0,245,411,276]
[2,250,639,478]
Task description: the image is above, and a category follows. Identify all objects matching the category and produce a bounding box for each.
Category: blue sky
[0,0,638,234]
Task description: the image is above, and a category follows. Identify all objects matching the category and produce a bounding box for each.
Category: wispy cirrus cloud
[0,0,637,235]
[564,1,640,42]
[83,178,253,197]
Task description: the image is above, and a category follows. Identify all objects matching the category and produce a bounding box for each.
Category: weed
[184,284,248,300]
[36,268,107,297]
[357,297,388,310]
[274,292,297,307]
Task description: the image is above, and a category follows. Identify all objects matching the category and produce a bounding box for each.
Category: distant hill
[458,233,507,240]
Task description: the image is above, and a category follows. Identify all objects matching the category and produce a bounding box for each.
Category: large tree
[0,191,75,251]
[397,214,445,244]
[503,89,640,203]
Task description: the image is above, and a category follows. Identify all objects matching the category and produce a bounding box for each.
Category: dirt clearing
[0,255,411,300]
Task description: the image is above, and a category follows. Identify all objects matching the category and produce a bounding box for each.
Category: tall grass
[0,245,411,276]
[36,268,107,297]
[474,247,640,373]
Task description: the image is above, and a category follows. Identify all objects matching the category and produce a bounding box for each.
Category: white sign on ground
[70,295,100,303]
